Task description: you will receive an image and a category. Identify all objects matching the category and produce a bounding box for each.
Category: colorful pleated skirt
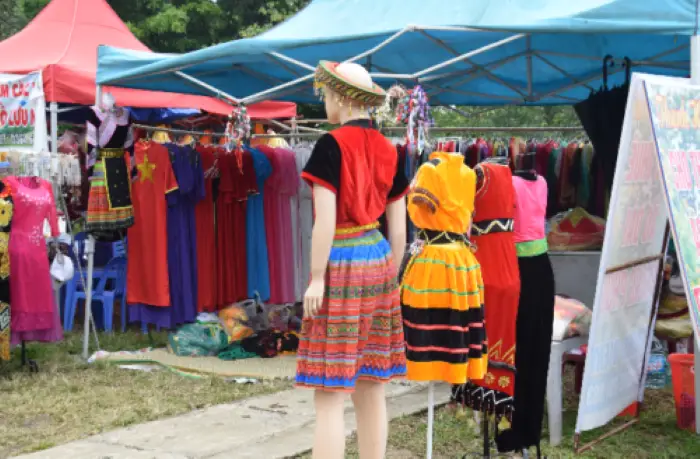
[295,225,406,392]
[401,240,487,385]
[86,149,134,233]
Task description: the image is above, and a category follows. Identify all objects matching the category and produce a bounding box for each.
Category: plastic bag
[168,323,229,357]
[218,303,255,343]
[552,296,592,341]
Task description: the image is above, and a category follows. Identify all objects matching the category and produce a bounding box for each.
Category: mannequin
[401,153,487,384]
[296,61,408,459]
[85,92,134,239]
[400,152,488,458]
[496,151,555,457]
[452,159,520,425]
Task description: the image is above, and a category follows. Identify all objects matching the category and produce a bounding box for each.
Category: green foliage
[13,0,310,52]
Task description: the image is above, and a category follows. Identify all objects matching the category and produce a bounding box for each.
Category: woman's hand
[303,278,325,318]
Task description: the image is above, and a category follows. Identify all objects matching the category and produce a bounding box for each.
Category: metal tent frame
[100,26,688,107]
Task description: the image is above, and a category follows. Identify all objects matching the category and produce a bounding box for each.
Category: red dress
[195,145,218,312]
[470,162,520,397]
[216,150,257,306]
[127,141,179,306]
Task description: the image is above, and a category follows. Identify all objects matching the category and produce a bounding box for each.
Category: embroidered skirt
[86,149,134,233]
[401,240,487,385]
[295,226,406,392]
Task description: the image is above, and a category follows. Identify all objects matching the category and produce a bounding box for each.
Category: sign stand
[574,225,669,453]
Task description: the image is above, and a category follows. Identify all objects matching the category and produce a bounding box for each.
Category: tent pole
[82,235,95,359]
[50,102,58,153]
[174,71,240,105]
[690,33,700,436]
[413,34,525,78]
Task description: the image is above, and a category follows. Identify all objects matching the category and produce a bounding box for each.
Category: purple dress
[131,145,204,329]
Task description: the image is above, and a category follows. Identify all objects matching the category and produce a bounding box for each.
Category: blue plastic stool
[64,256,127,332]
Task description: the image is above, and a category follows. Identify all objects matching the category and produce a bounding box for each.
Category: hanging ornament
[224,106,251,173]
[372,85,406,128]
[395,85,434,150]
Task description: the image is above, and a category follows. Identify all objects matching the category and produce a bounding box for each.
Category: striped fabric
[401,243,487,384]
[86,157,134,232]
[295,228,406,392]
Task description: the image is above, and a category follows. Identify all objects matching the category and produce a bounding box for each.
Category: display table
[550,251,601,308]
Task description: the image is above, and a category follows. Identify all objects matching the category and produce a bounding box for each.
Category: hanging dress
[0,180,12,360]
[259,146,298,304]
[295,119,407,392]
[217,150,257,306]
[194,145,218,312]
[401,152,487,385]
[165,144,204,326]
[246,147,272,301]
[497,173,556,453]
[7,176,62,343]
[85,106,134,236]
[128,140,179,328]
[452,161,521,415]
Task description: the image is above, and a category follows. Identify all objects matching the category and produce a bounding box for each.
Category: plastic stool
[546,335,588,447]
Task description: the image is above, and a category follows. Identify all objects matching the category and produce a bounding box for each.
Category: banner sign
[575,74,668,433]
[0,72,47,152]
[645,79,700,345]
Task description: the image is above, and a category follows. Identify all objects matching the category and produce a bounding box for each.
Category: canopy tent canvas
[98,0,693,106]
[0,0,296,119]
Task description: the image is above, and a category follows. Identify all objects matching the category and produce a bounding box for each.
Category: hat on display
[314,60,386,107]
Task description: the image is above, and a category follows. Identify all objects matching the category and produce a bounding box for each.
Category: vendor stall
[95,0,700,452]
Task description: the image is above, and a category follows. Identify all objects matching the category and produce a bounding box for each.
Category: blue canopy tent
[97,0,695,106]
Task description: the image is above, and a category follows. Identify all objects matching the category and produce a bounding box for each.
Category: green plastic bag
[168,323,229,357]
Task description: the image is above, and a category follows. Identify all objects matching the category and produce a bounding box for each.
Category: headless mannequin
[303,63,407,459]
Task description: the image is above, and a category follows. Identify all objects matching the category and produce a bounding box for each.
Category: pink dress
[259,146,298,303]
[7,176,62,344]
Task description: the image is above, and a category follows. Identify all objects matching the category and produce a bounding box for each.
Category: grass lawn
[299,370,697,458]
[0,331,291,458]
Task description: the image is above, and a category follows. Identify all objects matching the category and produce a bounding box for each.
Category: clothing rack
[131,123,229,138]
[132,124,586,140]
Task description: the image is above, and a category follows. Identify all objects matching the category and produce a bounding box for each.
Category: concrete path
[15,381,450,459]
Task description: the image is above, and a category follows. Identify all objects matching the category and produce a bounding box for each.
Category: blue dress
[245,147,272,301]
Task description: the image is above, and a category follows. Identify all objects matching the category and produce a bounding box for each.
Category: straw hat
[314,60,386,107]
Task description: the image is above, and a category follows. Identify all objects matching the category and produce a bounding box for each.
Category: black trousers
[497,252,555,452]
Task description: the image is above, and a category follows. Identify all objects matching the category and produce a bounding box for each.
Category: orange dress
[401,152,487,385]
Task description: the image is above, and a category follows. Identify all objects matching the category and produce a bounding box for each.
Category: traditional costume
[452,160,520,418]
[85,104,134,235]
[295,61,408,392]
[400,152,487,385]
[497,171,555,454]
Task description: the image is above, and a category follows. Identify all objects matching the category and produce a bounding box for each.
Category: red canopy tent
[0,0,296,119]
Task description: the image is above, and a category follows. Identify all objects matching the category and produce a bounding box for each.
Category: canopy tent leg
[50,102,58,153]
[82,236,95,360]
[690,33,700,437]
